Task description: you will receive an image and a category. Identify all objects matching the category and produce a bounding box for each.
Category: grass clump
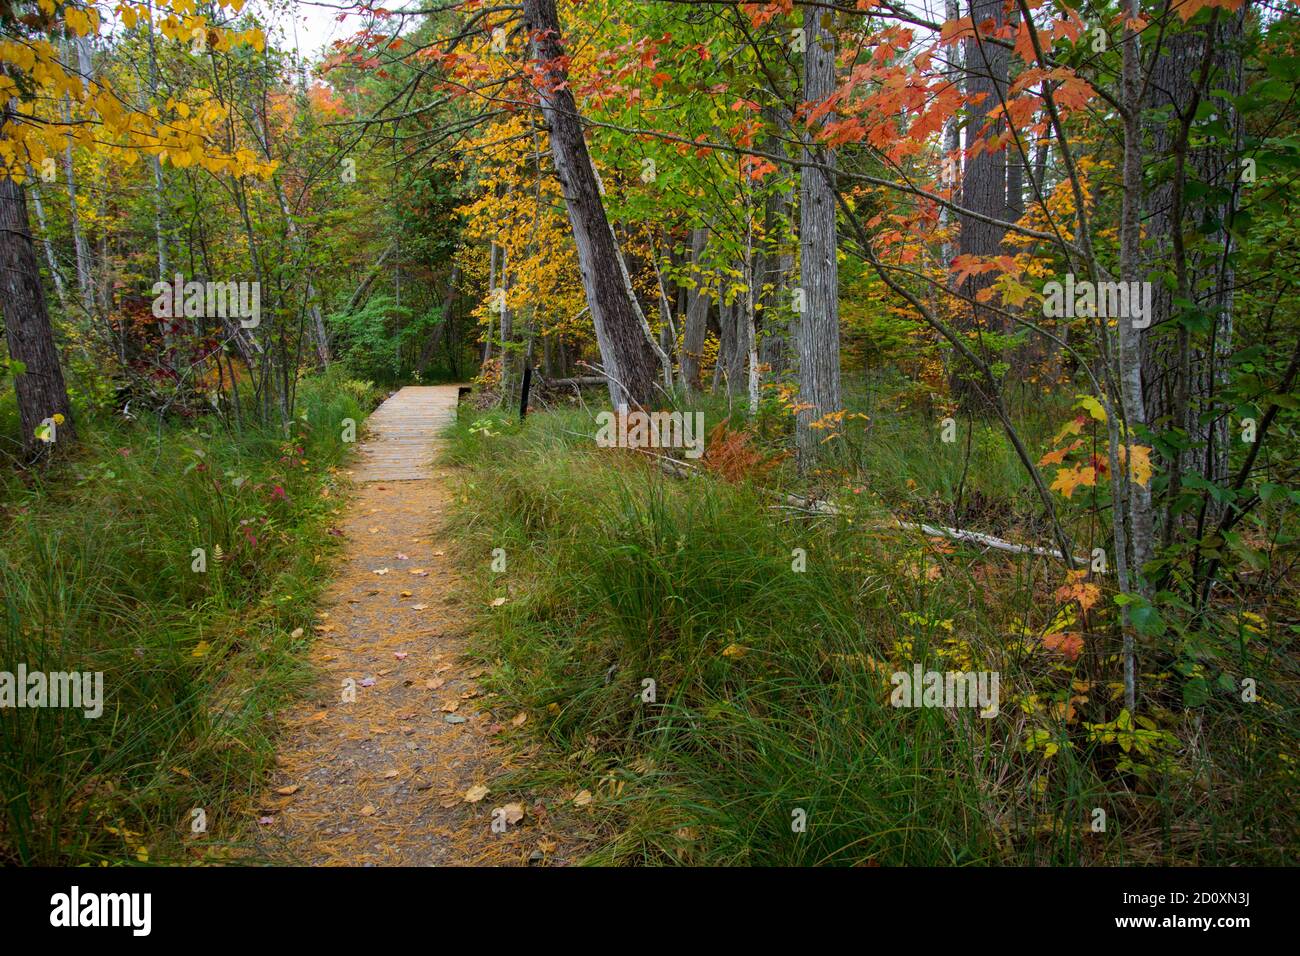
[444,404,1298,866]
[0,366,380,865]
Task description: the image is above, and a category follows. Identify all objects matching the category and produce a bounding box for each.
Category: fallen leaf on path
[373,568,390,576]
[412,603,429,611]
[573,790,593,807]
[441,700,460,713]
[464,784,490,803]
[501,803,525,825]
[275,784,300,796]
[511,711,528,727]
[360,805,377,816]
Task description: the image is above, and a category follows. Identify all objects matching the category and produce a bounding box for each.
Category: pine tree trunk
[953,0,1010,409]
[523,0,657,409]
[1141,10,1245,526]
[1,169,77,456]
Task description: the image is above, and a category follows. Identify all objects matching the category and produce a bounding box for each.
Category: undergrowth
[444,402,1298,866]
[0,366,381,865]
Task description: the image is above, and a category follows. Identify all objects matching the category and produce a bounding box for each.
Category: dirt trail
[257,386,570,866]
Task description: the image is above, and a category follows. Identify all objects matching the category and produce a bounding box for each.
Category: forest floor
[253,386,579,865]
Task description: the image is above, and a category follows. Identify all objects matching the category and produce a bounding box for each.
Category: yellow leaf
[1050,464,1096,499]
[1051,415,1086,446]
[1074,394,1107,423]
[1122,444,1153,487]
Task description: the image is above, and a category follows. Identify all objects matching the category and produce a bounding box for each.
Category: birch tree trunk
[28,182,69,315]
[681,226,710,391]
[62,38,94,321]
[1117,0,1154,713]
[939,0,963,275]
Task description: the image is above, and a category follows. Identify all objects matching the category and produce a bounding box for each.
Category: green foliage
[326,295,411,382]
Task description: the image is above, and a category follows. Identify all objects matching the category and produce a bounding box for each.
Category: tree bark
[758,105,794,377]
[1,169,76,456]
[681,226,710,391]
[953,0,1010,408]
[523,0,657,409]
[1141,10,1245,526]
[28,181,68,315]
[796,5,842,464]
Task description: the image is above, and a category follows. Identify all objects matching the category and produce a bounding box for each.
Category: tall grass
[0,367,380,864]
[444,405,1297,866]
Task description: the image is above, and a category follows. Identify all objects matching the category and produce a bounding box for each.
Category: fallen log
[540,375,608,389]
[649,451,1091,566]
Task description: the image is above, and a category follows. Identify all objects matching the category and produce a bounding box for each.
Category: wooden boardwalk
[352,385,461,481]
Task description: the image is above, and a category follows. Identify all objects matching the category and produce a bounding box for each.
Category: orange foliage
[701,419,786,484]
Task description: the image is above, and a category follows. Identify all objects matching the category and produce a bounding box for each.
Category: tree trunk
[953,0,1010,407]
[1141,10,1245,524]
[28,182,69,315]
[1,169,76,456]
[523,0,657,409]
[939,0,963,275]
[796,5,842,464]
[758,105,794,377]
[681,226,710,391]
